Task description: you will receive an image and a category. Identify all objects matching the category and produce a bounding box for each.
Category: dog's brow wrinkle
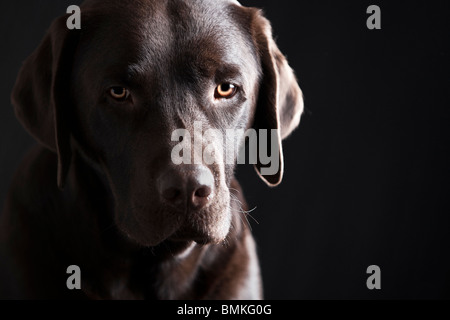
[127,64,145,77]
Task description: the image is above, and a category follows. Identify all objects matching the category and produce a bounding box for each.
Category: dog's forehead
[79,0,255,78]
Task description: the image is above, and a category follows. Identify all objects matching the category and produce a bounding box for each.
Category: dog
[0,0,303,299]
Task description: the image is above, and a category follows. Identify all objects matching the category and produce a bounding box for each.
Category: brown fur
[0,0,303,299]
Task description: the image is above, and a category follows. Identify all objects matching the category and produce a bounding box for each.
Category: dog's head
[12,0,303,246]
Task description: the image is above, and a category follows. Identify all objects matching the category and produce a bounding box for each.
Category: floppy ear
[251,10,304,186]
[12,16,79,189]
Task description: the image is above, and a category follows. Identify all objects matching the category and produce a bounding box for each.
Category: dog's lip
[168,234,210,245]
[168,229,219,245]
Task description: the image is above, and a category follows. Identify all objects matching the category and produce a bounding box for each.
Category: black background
[1,0,449,299]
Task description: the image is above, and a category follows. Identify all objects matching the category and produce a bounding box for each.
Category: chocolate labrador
[0,0,303,299]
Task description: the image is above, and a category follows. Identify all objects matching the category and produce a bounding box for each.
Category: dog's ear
[249,10,304,186]
[12,16,79,189]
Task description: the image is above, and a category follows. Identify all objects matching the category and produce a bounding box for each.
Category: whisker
[243,207,259,225]
[229,197,258,221]
[228,200,255,232]
[228,187,241,194]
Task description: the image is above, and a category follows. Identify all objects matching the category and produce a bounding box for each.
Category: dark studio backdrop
[0,0,449,299]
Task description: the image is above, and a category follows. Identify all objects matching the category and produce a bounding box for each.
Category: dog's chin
[116,203,232,247]
[118,221,231,248]
[115,208,182,247]
[169,221,231,245]
[171,197,233,245]
[117,223,176,248]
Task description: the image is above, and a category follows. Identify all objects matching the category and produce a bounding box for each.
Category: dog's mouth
[168,233,212,245]
[116,191,232,247]
[167,202,233,245]
[168,222,228,245]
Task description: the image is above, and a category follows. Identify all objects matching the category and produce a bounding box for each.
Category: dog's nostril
[189,169,214,209]
[158,172,185,205]
[162,187,182,201]
[191,185,213,209]
[194,185,212,198]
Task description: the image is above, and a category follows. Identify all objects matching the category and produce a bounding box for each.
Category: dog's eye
[109,87,130,101]
[215,83,237,99]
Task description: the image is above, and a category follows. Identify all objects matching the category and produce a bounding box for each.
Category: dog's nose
[158,165,214,210]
